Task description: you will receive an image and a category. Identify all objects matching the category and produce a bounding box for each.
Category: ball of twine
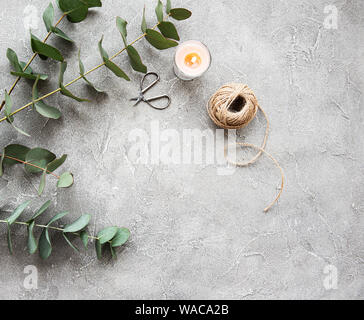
[207,83,259,130]
[206,83,284,212]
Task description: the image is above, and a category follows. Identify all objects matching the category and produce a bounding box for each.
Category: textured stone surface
[0,0,363,299]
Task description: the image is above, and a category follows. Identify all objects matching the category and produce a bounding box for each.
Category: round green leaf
[158,21,180,41]
[63,214,91,233]
[97,226,118,244]
[2,144,30,166]
[111,228,130,247]
[145,29,178,50]
[57,172,74,188]
[170,8,192,20]
[25,148,56,173]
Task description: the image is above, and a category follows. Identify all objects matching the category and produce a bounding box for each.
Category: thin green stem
[0,13,67,112]
[0,16,169,123]
[0,219,99,240]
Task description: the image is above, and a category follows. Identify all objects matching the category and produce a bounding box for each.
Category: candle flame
[184,52,202,68]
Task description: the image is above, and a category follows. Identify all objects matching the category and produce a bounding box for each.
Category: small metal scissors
[130,72,171,110]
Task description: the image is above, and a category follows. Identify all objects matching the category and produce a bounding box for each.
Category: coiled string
[207,83,284,212]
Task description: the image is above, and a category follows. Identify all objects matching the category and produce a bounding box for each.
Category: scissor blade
[130,97,142,106]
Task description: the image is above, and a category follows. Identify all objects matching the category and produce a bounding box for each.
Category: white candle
[174,40,211,80]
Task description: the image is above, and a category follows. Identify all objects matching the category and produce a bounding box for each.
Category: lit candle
[174,40,211,81]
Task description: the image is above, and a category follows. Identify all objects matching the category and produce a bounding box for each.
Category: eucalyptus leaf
[78,49,104,92]
[63,233,79,252]
[170,8,192,20]
[63,214,91,233]
[111,227,130,247]
[155,0,164,22]
[0,150,5,177]
[80,230,89,249]
[127,46,147,73]
[51,27,73,42]
[145,29,178,50]
[3,93,30,136]
[4,91,13,122]
[57,172,74,188]
[30,200,51,221]
[141,5,147,33]
[10,71,48,81]
[30,33,64,62]
[27,220,38,254]
[97,226,118,244]
[6,200,31,225]
[47,211,69,226]
[46,155,67,173]
[25,148,56,173]
[166,0,171,14]
[13,61,49,80]
[39,209,70,259]
[59,0,88,23]
[32,76,61,119]
[158,21,180,41]
[39,228,52,259]
[4,94,30,136]
[6,48,22,72]
[7,223,13,254]
[82,0,102,8]
[116,17,128,46]
[95,239,102,259]
[110,244,117,259]
[43,2,54,32]
[19,61,32,74]
[98,37,130,81]
[59,61,90,102]
[38,170,47,195]
[2,144,30,166]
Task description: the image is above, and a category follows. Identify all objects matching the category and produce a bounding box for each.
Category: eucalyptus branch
[0,13,67,112]
[0,154,60,179]
[0,0,191,124]
[0,19,162,122]
[0,199,130,259]
[0,144,74,195]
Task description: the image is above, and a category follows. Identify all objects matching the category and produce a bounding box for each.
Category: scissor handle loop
[140,72,160,94]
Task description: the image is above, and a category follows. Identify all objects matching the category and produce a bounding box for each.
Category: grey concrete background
[0,0,363,299]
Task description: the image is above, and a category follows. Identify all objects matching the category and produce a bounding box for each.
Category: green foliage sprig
[0,199,130,259]
[0,1,102,112]
[0,0,192,131]
[0,144,74,195]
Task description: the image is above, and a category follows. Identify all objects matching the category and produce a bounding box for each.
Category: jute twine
[207,83,284,212]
